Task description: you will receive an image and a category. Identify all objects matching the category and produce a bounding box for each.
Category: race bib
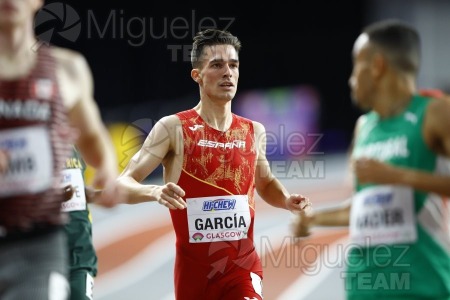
[350,185,417,246]
[60,168,86,212]
[187,195,251,243]
[0,126,53,196]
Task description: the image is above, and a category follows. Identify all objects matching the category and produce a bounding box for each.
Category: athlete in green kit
[292,19,450,299]
[62,147,98,300]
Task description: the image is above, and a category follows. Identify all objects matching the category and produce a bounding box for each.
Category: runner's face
[0,0,42,28]
[196,44,239,103]
[349,34,376,110]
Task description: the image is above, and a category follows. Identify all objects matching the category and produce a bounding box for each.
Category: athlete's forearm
[115,176,160,204]
[77,128,117,174]
[397,167,450,197]
[257,177,290,209]
[312,202,351,227]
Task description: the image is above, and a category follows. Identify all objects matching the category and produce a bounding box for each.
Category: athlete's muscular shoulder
[251,120,264,138]
[126,114,182,183]
[51,46,93,110]
[251,121,265,160]
[140,115,182,165]
[160,114,183,153]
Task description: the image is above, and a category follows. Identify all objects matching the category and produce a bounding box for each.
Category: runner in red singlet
[116,29,312,300]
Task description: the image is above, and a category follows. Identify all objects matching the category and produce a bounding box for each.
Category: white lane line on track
[277,236,349,300]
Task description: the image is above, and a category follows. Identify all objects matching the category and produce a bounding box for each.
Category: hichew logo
[33,2,81,50]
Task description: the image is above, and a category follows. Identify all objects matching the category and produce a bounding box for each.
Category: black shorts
[0,228,69,300]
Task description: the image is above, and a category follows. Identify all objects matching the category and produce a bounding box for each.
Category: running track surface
[91,154,352,300]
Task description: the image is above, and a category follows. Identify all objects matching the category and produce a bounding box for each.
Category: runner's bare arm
[55,48,118,187]
[116,116,186,208]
